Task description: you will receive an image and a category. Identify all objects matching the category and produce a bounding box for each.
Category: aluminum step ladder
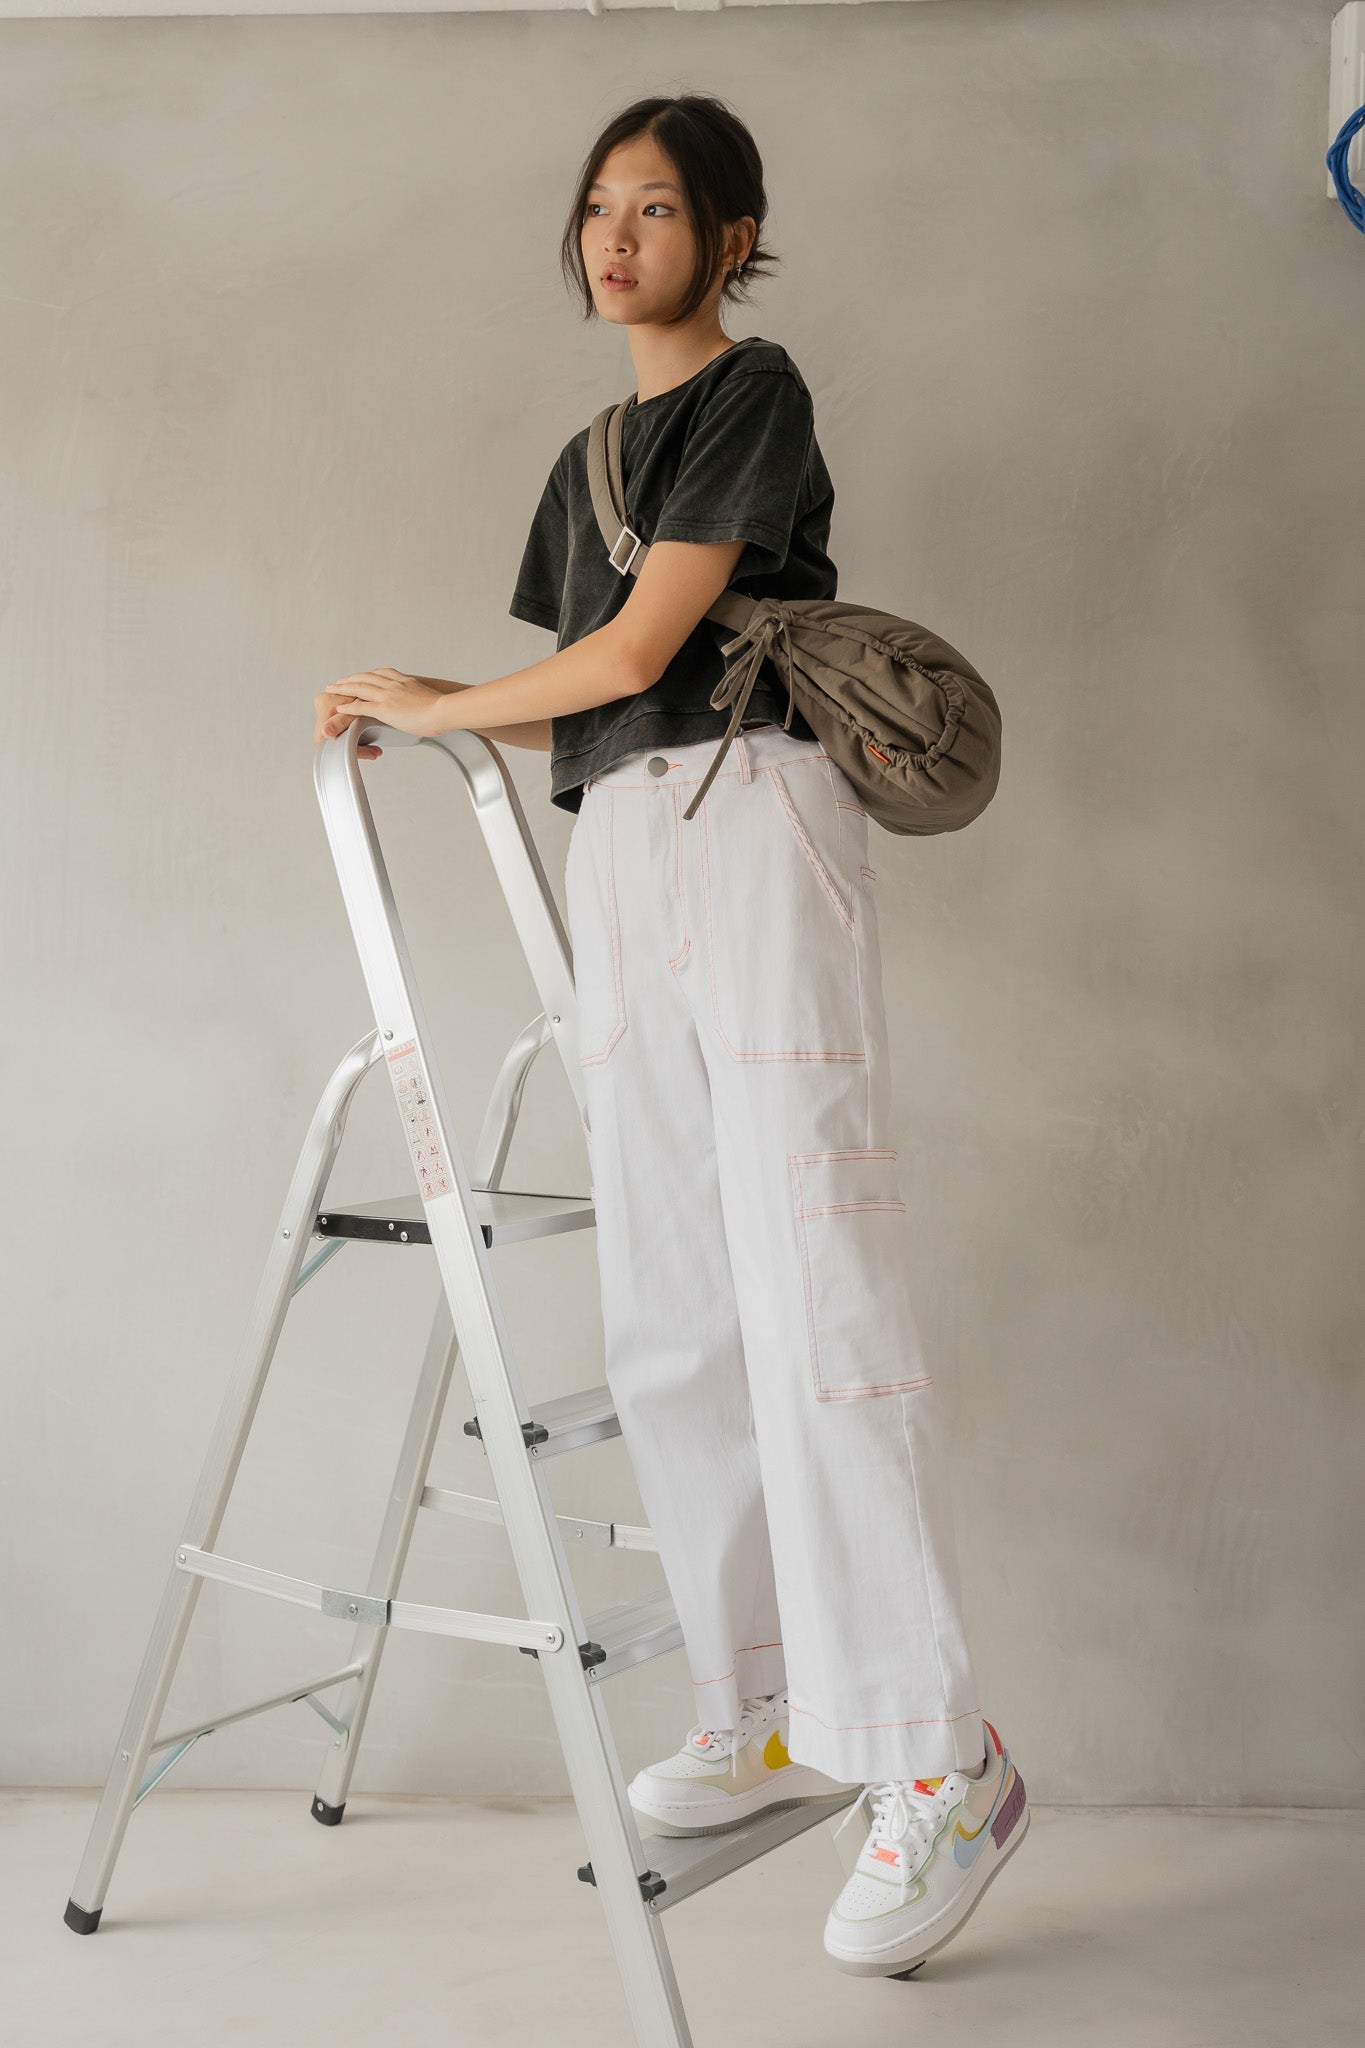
[61,718,862,2047]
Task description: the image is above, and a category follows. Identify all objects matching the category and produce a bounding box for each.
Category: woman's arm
[317,536,747,746]
[413,683,555,752]
[429,535,747,737]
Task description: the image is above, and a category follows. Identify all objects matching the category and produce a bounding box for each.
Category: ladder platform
[578,1787,861,1911]
[315,1188,595,1248]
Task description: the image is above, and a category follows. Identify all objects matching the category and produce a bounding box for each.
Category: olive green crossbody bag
[587,396,1002,834]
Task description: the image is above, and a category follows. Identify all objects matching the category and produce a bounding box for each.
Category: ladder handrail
[312,718,586,1120]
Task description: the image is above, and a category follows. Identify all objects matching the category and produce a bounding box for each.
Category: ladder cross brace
[175,1545,564,1653]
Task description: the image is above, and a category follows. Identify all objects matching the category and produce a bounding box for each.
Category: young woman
[314,93,1027,1979]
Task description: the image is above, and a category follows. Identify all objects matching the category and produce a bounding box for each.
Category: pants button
[647,755,669,777]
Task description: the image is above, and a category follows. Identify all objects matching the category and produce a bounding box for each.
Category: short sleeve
[508,450,567,631]
[648,368,815,580]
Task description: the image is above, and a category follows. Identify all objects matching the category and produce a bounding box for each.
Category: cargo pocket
[564,789,627,1066]
[789,1148,932,1401]
[700,755,866,1063]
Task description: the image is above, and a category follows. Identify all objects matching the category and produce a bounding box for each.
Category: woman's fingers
[325,672,388,699]
[313,671,397,756]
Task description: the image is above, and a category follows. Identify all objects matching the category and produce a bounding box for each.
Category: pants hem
[784,1707,986,1783]
[690,1645,789,1731]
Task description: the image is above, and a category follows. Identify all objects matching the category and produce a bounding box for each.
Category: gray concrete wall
[4,0,1362,1803]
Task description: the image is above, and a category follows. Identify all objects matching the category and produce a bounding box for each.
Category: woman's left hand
[317,668,450,748]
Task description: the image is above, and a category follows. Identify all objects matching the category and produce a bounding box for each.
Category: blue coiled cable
[1327,101,1365,235]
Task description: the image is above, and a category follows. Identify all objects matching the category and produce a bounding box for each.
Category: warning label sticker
[385,1038,453,1202]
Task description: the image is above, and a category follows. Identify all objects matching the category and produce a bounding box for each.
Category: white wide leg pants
[563,720,984,1782]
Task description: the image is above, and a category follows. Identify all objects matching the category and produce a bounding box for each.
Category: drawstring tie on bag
[681,600,800,823]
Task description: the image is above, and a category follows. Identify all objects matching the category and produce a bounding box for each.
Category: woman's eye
[583,203,671,218]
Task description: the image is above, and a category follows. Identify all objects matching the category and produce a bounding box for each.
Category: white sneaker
[628,1688,862,1837]
[823,1717,1030,1977]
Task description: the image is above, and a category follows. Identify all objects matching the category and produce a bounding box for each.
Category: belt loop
[735,730,752,784]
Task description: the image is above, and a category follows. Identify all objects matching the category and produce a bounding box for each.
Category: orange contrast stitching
[787,1704,982,1732]
[698,775,866,1063]
[577,787,627,1066]
[790,1149,929,1400]
[591,747,832,792]
[767,766,853,932]
[667,782,690,970]
[692,1643,785,1686]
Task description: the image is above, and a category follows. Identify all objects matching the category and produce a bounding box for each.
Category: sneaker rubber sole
[631,1764,862,1838]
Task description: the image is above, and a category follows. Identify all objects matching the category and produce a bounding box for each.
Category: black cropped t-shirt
[508,334,838,814]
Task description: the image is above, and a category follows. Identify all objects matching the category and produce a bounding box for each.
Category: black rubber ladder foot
[64,1898,102,1934]
[310,1794,346,1826]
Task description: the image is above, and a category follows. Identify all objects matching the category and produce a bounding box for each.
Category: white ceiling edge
[0,0,924,15]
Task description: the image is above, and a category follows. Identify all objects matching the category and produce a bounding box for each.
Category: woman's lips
[602,276,637,291]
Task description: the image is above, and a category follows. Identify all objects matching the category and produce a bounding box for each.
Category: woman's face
[581,134,713,327]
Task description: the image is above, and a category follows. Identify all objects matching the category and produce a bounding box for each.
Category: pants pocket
[789,1148,931,1401]
[564,789,628,1066]
[700,755,866,1064]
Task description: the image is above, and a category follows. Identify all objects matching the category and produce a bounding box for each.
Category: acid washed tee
[507,334,837,814]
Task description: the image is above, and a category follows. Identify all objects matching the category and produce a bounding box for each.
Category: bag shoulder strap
[586,399,756,636]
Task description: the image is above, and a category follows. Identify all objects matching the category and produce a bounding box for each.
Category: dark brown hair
[560,94,778,326]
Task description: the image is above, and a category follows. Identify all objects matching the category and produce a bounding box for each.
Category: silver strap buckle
[608,522,643,575]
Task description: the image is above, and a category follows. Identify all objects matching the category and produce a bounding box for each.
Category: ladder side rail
[315,725,695,2048]
[310,1292,462,1822]
[327,723,588,1120]
[471,1012,558,1193]
[65,1031,384,1930]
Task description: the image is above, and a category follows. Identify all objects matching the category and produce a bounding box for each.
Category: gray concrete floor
[4,1791,1362,2047]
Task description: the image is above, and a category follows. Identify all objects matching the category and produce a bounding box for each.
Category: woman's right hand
[313,686,383,760]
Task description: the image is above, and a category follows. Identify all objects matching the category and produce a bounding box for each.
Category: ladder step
[518,1592,682,1678]
[420,1484,658,1553]
[578,1593,683,1679]
[463,1383,620,1457]
[315,1188,594,1249]
[578,1788,861,1910]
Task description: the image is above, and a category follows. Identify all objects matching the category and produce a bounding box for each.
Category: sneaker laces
[833,1776,947,1902]
[686,1689,784,1781]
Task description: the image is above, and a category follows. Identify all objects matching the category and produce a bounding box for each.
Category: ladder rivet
[121,1751,129,1761]
[348,1603,359,1616]
[383,1030,393,1039]
[552,1014,561,1024]
[282,1229,291,1238]
[177,1552,186,1563]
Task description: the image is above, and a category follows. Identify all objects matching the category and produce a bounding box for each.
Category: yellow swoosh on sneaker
[764,1728,792,1771]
